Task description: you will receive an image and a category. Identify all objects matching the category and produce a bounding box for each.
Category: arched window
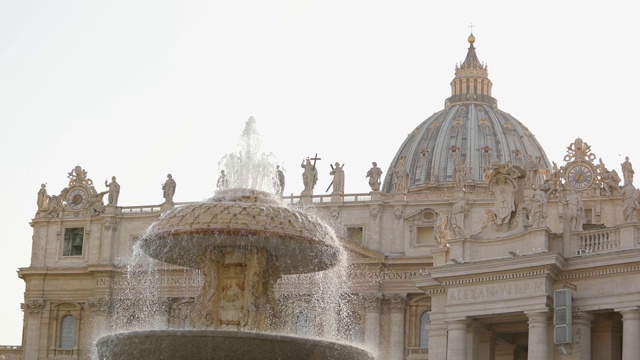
[59,315,76,349]
[420,311,431,348]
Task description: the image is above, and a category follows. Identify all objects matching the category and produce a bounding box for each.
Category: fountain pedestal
[189,248,279,331]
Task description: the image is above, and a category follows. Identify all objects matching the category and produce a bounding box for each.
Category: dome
[382,35,550,193]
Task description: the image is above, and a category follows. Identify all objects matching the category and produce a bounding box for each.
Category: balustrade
[576,229,620,254]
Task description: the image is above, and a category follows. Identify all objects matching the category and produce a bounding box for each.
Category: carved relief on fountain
[188,247,280,332]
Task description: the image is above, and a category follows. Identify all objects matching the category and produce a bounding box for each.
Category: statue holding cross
[301,154,321,196]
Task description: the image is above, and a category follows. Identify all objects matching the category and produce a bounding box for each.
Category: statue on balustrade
[163,174,177,203]
[217,170,229,190]
[329,162,345,194]
[621,156,634,186]
[105,176,120,206]
[37,184,49,210]
[301,157,318,196]
[622,183,640,222]
[597,158,621,197]
[563,189,585,231]
[453,157,466,189]
[528,187,548,228]
[274,165,285,196]
[434,209,450,247]
[524,155,540,187]
[366,162,383,192]
[393,155,409,193]
[449,199,469,238]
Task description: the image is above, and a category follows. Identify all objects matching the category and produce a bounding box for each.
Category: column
[22,299,45,360]
[592,314,622,360]
[446,319,467,360]
[573,311,595,360]
[620,309,640,360]
[467,320,481,359]
[477,331,495,360]
[388,294,406,360]
[363,293,382,355]
[526,311,550,360]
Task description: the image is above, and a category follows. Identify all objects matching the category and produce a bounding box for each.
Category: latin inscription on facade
[95,270,420,288]
[447,279,544,304]
[96,276,204,288]
[351,270,420,282]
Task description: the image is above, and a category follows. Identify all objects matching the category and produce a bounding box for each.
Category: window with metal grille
[420,311,431,348]
[59,315,75,349]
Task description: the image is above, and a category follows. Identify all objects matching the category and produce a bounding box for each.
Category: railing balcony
[575,228,620,255]
[282,193,373,204]
[119,205,162,214]
[53,347,77,356]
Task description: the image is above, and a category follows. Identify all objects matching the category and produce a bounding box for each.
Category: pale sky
[1,1,638,344]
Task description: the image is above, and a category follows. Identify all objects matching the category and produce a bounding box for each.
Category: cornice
[564,249,640,271]
[559,263,640,281]
[440,268,550,287]
[428,252,564,281]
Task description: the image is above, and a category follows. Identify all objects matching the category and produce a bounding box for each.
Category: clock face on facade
[67,187,89,210]
[567,164,594,190]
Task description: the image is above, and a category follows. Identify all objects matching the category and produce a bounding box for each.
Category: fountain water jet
[96,187,374,359]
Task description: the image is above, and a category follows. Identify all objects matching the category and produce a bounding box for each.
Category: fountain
[96,119,374,359]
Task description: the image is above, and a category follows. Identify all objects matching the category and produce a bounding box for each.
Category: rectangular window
[584,209,593,224]
[416,227,436,245]
[63,228,84,256]
[346,226,364,244]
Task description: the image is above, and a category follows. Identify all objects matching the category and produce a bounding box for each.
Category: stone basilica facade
[4,35,640,360]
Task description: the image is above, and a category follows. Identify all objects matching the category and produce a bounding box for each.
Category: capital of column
[386,294,407,314]
[21,299,45,315]
[619,308,640,321]
[363,293,383,313]
[526,311,550,326]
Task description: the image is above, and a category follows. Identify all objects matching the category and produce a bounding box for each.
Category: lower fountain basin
[96,330,375,360]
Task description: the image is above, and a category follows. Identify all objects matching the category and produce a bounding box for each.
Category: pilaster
[22,299,45,360]
[387,294,407,360]
[363,293,383,355]
[88,297,111,343]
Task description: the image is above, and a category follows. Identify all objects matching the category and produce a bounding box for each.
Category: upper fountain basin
[137,188,340,274]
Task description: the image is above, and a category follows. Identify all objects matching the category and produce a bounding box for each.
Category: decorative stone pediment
[404,208,437,223]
